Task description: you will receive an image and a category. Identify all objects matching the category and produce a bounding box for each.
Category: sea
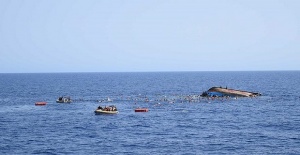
[0,71,299,154]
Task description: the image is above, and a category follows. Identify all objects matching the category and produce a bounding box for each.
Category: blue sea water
[0,71,300,154]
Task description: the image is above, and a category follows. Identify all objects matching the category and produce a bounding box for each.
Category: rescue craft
[94,105,118,115]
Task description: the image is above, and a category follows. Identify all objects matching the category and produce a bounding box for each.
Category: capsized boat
[94,105,118,115]
[201,87,261,97]
[56,96,72,103]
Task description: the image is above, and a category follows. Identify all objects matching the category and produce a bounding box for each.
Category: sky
[0,0,300,73]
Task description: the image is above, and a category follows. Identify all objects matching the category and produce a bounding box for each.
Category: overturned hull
[201,87,261,97]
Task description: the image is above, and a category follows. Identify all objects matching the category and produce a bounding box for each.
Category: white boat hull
[94,109,118,114]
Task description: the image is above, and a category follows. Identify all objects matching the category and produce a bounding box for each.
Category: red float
[35,102,47,106]
[135,108,149,112]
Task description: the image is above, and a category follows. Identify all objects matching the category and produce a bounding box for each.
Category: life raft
[135,108,149,112]
[35,102,47,106]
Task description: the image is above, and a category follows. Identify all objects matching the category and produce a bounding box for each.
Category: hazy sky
[0,0,299,73]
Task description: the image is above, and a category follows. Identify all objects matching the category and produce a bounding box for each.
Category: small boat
[35,102,47,106]
[56,96,72,103]
[135,108,149,112]
[94,105,118,115]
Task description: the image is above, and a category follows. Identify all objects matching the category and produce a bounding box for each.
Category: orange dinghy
[135,108,149,112]
[35,102,47,106]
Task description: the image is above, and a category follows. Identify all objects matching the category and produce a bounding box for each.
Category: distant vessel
[56,96,72,103]
[201,87,261,97]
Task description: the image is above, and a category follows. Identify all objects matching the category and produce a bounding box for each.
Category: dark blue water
[0,72,300,154]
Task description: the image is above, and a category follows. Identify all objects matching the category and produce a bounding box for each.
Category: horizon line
[0,70,299,74]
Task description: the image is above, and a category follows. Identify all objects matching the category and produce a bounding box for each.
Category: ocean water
[0,71,300,154]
